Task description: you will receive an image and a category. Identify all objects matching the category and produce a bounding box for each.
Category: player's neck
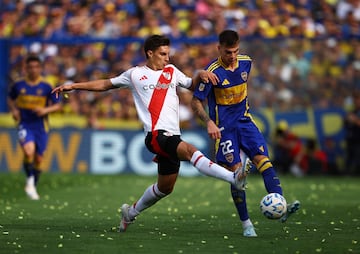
[223,63,237,72]
[146,62,166,71]
[220,57,237,71]
[26,75,41,85]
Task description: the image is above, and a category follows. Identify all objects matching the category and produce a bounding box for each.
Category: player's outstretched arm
[33,103,62,117]
[51,79,114,98]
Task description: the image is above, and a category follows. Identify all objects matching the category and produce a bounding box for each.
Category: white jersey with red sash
[110,64,192,134]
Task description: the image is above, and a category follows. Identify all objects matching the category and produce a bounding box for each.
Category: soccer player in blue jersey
[7,55,62,200]
[191,30,300,237]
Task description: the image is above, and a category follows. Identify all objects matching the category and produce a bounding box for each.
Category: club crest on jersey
[162,71,172,81]
[225,153,234,163]
[241,72,248,81]
[198,83,205,91]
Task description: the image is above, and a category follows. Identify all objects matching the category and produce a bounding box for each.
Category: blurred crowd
[1,0,360,129]
[2,0,360,39]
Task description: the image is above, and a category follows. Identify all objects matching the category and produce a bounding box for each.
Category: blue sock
[33,169,41,185]
[262,168,283,195]
[23,162,34,178]
[230,184,249,221]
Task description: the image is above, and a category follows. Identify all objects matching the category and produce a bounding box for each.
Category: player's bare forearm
[191,97,210,123]
[52,79,114,98]
[34,103,62,117]
[191,96,221,139]
[71,79,113,91]
[46,103,62,114]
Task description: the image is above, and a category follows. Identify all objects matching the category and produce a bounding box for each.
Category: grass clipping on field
[0,173,359,254]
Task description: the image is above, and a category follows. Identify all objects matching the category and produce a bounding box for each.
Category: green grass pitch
[0,172,359,254]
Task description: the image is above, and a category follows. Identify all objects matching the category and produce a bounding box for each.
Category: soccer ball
[260,193,287,219]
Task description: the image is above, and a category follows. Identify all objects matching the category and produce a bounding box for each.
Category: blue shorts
[17,124,48,156]
[216,120,269,167]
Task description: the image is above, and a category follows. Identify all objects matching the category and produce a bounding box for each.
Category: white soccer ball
[260,193,287,219]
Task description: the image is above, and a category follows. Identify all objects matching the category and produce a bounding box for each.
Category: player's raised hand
[51,83,73,98]
[199,70,219,85]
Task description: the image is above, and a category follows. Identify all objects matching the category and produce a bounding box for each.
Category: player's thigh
[215,131,241,167]
[145,130,182,159]
[34,129,49,156]
[22,141,36,158]
[18,127,36,157]
[176,141,197,161]
[240,121,269,159]
[145,130,182,175]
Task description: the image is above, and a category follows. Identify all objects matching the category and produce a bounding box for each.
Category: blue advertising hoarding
[0,108,346,175]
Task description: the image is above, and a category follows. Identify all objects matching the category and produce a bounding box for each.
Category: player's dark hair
[25,54,42,65]
[143,35,170,59]
[218,30,239,47]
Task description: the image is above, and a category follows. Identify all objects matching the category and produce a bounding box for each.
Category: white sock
[242,219,253,229]
[26,175,35,187]
[130,183,167,219]
[190,151,234,184]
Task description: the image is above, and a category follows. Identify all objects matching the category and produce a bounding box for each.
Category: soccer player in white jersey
[52,34,250,233]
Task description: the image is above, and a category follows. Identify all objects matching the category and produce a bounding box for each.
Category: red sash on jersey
[148,66,174,130]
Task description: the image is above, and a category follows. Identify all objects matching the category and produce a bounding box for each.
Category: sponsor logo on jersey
[214,84,247,105]
[142,83,175,90]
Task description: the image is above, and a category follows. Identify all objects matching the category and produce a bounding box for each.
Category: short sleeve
[172,65,192,88]
[110,68,133,88]
[193,81,212,101]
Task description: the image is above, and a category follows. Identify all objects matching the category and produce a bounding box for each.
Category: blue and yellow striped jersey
[8,77,60,129]
[193,54,252,126]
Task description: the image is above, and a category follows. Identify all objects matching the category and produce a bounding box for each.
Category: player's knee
[228,163,239,172]
[23,151,34,159]
[177,141,197,161]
